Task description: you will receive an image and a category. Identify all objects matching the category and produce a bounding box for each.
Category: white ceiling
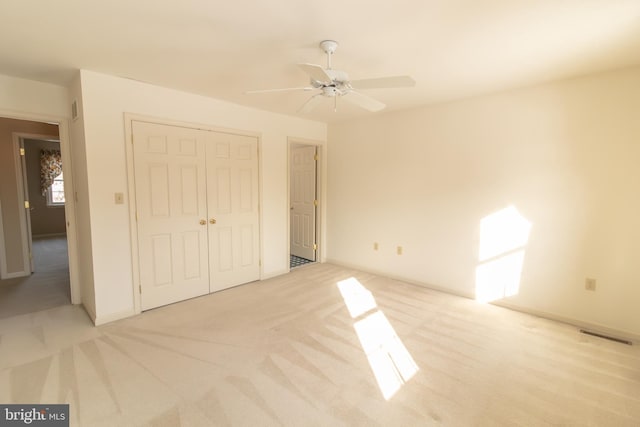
[2,0,640,123]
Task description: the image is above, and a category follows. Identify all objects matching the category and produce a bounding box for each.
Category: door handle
[209,218,216,224]
[200,219,206,225]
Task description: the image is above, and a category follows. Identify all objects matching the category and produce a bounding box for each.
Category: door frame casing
[124,113,263,315]
[287,137,325,270]
[0,109,81,304]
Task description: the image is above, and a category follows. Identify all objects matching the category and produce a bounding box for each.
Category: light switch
[115,192,124,205]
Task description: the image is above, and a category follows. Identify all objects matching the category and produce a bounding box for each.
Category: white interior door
[207,132,260,292]
[133,121,210,310]
[17,139,35,273]
[290,145,317,261]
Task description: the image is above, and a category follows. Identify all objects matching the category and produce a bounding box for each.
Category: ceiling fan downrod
[320,40,338,70]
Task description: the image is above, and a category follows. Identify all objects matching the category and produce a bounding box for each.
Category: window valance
[40,149,63,196]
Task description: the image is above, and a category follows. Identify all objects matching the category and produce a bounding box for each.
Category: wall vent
[71,99,78,120]
[579,329,632,346]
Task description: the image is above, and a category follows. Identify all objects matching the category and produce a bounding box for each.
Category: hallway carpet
[0,235,70,319]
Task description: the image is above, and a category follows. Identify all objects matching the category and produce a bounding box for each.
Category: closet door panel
[133,121,209,310]
[207,133,260,292]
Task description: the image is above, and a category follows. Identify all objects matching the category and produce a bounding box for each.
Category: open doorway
[289,142,319,269]
[0,118,73,318]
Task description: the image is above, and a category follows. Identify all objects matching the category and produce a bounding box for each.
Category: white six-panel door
[133,121,260,310]
[290,145,317,261]
[207,132,260,291]
[133,121,210,310]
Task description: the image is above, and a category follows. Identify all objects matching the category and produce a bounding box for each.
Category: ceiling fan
[246,40,416,113]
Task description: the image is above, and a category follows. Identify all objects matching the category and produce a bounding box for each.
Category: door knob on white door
[200,219,206,225]
[209,218,216,224]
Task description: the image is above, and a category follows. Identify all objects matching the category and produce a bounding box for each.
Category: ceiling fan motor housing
[322,86,339,97]
[310,69,350,97]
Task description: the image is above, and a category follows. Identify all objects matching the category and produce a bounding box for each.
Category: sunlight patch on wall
[475,206,531,303]
[337,277,419,400]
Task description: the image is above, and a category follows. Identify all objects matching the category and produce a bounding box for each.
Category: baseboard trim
[326,258,475,298]
[262,269,290,281]
[93,308,137,326]
[33,233,67,239]
[493,300,640,343]
[1,270,30,279]
[325,258,639,344]
[82,303,97,324]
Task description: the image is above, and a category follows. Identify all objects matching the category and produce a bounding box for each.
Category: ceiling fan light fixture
[322,86,338,97]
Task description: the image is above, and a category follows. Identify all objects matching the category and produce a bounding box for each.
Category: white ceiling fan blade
[342,90,386,112]
[298,63,333,83]
[349,75,415,90]
[245,87,313,94]
[298,94,324,113]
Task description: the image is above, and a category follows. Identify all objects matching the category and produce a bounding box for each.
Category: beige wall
[0,119,59,274]
[327,67,640,338]
[24,139,66,236]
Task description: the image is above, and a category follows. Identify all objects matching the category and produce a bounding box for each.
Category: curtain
[40,149,63,196]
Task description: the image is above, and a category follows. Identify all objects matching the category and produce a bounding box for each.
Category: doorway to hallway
[289,142,319,268]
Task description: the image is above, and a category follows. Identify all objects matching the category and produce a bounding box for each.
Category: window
[40,148,63,205]
[47,172,65,206]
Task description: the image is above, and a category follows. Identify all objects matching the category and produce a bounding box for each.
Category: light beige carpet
[0,235,70,318]
[0,263,638,426]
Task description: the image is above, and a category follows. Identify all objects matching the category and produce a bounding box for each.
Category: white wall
[78,70,327,324]
[68,74,96,317]
[328,67,640,338]
[0,74,68,118]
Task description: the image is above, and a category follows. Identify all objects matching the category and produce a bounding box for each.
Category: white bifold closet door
[133,121,259,310]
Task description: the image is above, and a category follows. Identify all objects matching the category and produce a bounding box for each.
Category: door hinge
[314,153,318,161]
[313,200,318,207]
[139,285,142,294]
[24,200,30,209]
[259,259,262,267]
[19,147,25,156]
[313,243,317,250]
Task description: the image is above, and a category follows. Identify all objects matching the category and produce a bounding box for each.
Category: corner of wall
[68,72,97,316]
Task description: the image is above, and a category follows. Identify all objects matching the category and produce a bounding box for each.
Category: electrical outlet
[585,278,596,291]
[373,242,379,251]
[397,246,403,255]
